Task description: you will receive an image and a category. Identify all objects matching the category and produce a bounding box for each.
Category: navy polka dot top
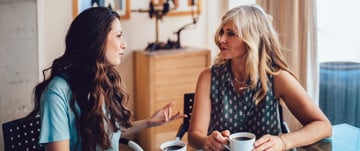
[208,62,282,139]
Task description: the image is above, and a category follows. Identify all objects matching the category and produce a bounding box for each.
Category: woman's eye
[227,31,236,36]
[117,32,123,38]
[219,30,224,36]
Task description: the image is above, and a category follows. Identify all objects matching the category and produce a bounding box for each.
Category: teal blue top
[39,76,121,151]
[209,62,281,138]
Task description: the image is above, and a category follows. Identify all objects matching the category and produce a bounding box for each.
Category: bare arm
[121,119,150,137]
[254,70,332,150]
[188,69,229,151]
[275,70,331,148]
[45,140,70,151]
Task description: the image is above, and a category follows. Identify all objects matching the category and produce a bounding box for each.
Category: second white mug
[228,132,256,151]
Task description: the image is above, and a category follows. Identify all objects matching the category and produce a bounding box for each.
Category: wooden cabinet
[133,48,211,151]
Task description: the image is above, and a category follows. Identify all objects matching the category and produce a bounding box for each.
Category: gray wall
[0,0,38,149]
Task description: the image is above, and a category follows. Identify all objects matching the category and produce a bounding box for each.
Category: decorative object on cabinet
[72,0,130,19]
[150,0,202,16]
[131,0,200,51]
[167,0,202,16]
[133,48,211,151]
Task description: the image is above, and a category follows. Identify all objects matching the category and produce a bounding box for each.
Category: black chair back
[175,93,194,139]
[2,115,45,151]
[2,116,144,151]
[278,102,290,133]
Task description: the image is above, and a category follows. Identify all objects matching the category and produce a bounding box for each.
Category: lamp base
[145,40,181,51]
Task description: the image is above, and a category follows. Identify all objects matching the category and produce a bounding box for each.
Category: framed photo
[73,0,130,19]
[153,0,202,16]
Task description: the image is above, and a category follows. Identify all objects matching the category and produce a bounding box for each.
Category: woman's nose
[219,35,227,44]
[120,39,127,49]
[121,43,126,49]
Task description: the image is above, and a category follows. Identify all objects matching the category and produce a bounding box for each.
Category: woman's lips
[220,47,229,51]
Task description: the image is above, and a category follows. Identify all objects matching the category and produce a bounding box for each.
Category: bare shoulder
[200,68,211,76]
[195,68,212,97]
[273,70,296,82]
[273,70,303,98]
[198,68,211,81]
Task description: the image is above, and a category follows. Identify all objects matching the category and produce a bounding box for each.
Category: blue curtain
[319,62,360,128]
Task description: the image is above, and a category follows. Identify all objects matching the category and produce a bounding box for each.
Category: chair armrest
[175,123,187,140]
[119,138,143,151]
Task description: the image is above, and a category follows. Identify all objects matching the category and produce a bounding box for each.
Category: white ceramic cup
[160,140,187,151]
[228,132,256,151]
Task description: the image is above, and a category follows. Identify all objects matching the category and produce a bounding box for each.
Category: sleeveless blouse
[208,62,281,138]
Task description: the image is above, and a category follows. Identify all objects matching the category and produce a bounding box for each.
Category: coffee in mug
[160,140,186,151]
[163,145,183,150]
[232,136,252,141]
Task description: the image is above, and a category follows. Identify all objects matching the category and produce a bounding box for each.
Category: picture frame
[153,0,202,16]
[73,0,130,19]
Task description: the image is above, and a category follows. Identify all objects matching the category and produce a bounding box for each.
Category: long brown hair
[214,4,295,104]
[28,7,132,151]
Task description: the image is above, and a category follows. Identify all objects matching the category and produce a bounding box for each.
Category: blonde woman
[188,4,331,151]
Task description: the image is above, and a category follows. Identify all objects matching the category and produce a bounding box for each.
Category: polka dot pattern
[209,63,281,139]
[2,116,45,151]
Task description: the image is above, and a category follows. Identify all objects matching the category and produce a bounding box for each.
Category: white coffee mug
[228,132,256,151]
[160,140,187,151]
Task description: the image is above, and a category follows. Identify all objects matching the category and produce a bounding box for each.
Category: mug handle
[223,144,230,151]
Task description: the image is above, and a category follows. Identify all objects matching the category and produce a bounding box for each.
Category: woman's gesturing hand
[148,102,187,127]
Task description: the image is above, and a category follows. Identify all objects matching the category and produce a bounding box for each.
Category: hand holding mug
[253,134,286,151]
[201,130,230,151]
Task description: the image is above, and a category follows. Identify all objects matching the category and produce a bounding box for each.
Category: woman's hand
[147,102,187,127]
[253,134,286,151]
[201,130,230,151]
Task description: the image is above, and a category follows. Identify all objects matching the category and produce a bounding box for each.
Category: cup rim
[160,140,186,150]
[229,132,256,141]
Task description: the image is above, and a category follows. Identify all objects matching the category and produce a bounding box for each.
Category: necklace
[234,77,247,85]
[233,77,248,93]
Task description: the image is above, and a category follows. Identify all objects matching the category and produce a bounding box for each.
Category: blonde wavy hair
[214,4,295,104]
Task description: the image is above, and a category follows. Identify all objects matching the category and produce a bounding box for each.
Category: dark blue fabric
[319,62,360,127]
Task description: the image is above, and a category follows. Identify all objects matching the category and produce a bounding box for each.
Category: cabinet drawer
[155,82,196,101]
[154,67,204,86]
[154,53,209,71]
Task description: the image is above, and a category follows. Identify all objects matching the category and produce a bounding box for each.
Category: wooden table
[298,123,360,151]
